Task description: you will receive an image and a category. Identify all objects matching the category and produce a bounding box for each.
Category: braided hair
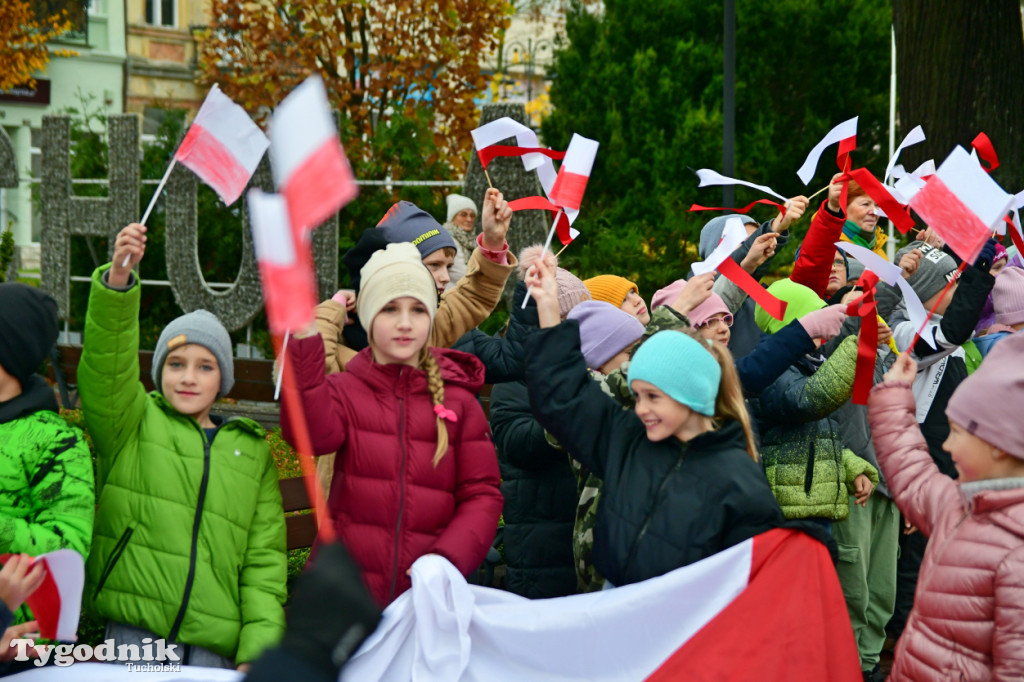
[420,348,450,467]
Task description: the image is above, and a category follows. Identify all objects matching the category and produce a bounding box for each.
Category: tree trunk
[893,0,1024,190]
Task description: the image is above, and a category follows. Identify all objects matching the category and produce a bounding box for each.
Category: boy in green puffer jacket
[79,223,286,671]
[752,280,878,528]
[0,283,94,629]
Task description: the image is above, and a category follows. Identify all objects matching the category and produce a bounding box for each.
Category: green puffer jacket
[752,335,878,521]
[78,265,286,665]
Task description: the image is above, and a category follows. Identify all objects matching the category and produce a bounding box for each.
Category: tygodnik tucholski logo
[10,637,182,671]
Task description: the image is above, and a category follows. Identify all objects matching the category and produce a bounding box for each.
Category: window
[30,0,88,41]
[145,0,176,27]
[88,0,106,16]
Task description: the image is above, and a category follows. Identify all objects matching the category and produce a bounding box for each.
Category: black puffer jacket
[524,322,785,587]
[489,380,577,598]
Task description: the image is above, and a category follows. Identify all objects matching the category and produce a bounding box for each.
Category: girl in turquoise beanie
[520,258,788,587]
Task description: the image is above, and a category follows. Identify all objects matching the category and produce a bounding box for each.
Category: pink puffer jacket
[868,382,1024,681]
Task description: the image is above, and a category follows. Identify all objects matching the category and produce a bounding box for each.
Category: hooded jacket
[751,336,878,520]
[283,336,503,607]
[0,375,94,559]
[78,266,286,665]
[869,382,1024,681]
[524,322,785,587]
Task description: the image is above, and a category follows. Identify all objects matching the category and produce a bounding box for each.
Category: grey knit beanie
[894,241,960,304]
[152,309,234,398]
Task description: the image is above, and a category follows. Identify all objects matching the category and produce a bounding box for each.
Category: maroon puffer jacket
[283,335,503,606]
[868,382,1024,682]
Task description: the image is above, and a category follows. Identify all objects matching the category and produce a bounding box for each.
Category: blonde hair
[676,327,759,461]
[420,348,449,467]
[367,303,448,467]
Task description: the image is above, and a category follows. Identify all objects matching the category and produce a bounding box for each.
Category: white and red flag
[797,116,858,184]
[246,189,317,335]
[909,145,1014,263]
[269,76,358,233]
[173,84,269,205]
[338,529,859,682]
[691,217,787,321]
[0,550,84,641]
[548,133,599,211]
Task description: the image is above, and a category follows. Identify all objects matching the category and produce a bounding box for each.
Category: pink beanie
[651,279,687,310]
[556,268,591,319]
[993,266,1024,327]
[651,278,730,327]
[946,329,1024,458]
[687,293,731,327]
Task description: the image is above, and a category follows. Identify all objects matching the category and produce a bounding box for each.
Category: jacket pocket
[94,526,133,599]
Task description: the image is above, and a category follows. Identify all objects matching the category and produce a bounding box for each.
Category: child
[752,279,878,529]
[523,258,785,586]
[78,223,286,670]
[282,243,503,607]
[583,275,651,326]
[314,191,516,491]
[0,283,94,565]
[869,340,1024,681]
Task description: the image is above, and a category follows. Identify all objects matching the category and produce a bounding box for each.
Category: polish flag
[269,76,358,233]
[797,116,858,185]
[695,169,789,202]
[883,125,926,184]
[246,189,317,335]
[339,529,860,682]
[0,550,84,641]
[909,145,1014,263]
[548,133,599,211]
[173,84,269,205]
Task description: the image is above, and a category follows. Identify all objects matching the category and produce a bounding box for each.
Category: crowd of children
[2,168,1024,682]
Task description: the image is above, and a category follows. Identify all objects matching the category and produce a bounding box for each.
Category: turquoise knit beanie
[627,330,721,417]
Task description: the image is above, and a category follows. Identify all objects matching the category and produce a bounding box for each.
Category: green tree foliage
[541,0,891,295]
[0,227,14,282]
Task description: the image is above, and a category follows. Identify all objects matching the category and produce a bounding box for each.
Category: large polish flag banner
[173,84,269,206]
[269,76,359,233]
[341,529,860,682]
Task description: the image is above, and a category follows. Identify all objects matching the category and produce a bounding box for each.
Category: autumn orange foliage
[197,1,511,170]
[0,0,77,91]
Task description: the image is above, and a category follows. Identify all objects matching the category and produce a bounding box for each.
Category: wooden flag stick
[808,181,831,201]
[555,241,571,258]
[484,168,494,189]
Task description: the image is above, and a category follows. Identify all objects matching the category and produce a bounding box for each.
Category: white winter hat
[446,194,477,223]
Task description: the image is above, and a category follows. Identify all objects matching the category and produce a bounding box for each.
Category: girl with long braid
[282,243,503,606]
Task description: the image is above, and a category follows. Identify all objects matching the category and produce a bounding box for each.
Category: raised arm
[77,224,151,485]
[867,354,958,536]
[521,258,639,480]
[281,333,349,456]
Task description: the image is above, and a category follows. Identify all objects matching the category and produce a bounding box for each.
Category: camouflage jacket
[549,305,691,591]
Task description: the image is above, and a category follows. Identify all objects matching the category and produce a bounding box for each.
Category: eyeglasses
[696,314,733,330]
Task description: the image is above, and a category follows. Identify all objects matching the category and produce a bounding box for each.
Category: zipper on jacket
[388,371,408,603]
[168,427,213,642]
[93,526,134,598]
[623,454,685,580]
[803,440,816,495]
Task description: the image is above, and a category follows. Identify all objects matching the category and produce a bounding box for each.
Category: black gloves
[280,543,381,679]
[973,238,999,273]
